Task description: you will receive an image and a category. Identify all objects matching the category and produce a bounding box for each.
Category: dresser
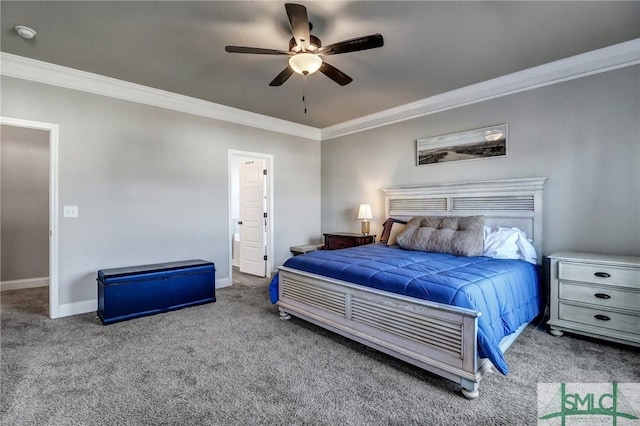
[547,252,640,346]
[323,232,376,250]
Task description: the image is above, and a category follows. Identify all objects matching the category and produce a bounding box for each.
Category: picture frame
[416,124,507,166]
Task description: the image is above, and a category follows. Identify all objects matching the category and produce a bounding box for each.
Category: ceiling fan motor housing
[289,35,322,53]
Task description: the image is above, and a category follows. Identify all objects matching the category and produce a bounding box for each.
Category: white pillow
[483,226,518,258]
[483,226,537,264]
[515,231,538,263]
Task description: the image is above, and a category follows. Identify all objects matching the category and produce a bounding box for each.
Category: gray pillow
[396,216,485,256]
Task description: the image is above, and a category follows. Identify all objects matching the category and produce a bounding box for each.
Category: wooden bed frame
[277,177,546,399]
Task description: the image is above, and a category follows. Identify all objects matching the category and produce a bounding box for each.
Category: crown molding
[321,38,640,140]
[0,52,321,141]
[2,38,638,142]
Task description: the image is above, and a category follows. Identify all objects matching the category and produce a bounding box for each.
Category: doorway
[0,117,59,318]
[228,150,273,284]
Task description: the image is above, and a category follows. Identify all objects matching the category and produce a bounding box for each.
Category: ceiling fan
[225,3,384,87]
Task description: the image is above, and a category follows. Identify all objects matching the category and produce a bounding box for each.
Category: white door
[239,160,266,277]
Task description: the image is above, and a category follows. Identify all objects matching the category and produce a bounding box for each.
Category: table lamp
[358,204,373,235]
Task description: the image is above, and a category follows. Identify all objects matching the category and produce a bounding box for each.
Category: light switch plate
[63,205,78,218]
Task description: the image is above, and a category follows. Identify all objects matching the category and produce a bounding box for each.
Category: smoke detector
[15,25,37,39]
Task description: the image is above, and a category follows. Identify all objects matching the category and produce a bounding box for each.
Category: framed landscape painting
[416,124,507,166]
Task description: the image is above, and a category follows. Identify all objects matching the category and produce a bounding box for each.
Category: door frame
[227,149,274,283]
[1,116,60,318]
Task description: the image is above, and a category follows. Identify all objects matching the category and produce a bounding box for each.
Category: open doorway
[228,150,273,284]
[0,117,59,318]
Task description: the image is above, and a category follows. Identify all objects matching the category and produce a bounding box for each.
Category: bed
[273,177,546,399]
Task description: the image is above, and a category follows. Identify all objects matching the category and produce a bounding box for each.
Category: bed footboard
[277,267,489,398]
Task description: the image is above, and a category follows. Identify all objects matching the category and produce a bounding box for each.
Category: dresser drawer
[323,233,375,250]
[559,282,640,313]
[559,302,640,335]
[326,236,356,250]
[559,261,640,288]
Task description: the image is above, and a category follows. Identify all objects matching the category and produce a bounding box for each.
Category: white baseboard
[55,279,230,319]
[57,299,98,318]
[217,277,231,289]
[1,277,49,292]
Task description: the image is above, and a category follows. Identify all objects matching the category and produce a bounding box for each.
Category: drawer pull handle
[594,314,610,321]
[594,293,611,299]
[594,272,611,278]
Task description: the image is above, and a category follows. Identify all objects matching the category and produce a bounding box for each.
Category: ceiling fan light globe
[289,53,322,75]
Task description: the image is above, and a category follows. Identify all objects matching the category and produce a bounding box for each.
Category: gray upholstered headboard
[382,177,546,260]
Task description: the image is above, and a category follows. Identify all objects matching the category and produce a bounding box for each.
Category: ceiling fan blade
[269,66,295,86]
[319,62,353,86]
[319,34,384,55]
[285,3,311,50]
[225,46,291,55]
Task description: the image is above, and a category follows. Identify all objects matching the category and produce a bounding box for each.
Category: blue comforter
[270,244,541,375]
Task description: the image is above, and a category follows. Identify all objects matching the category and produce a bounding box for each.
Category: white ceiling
[2,1,639,129]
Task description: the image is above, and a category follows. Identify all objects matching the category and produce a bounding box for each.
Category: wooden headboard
[382,177,547,260]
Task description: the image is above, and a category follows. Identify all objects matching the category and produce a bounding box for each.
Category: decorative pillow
[379,218,408,243]
[396,216,485,256]
[386,222,407,246]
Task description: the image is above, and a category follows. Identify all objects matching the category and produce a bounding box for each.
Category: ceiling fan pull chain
[303,74,308,114]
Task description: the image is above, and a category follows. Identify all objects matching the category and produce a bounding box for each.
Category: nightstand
[547,251,640,347]
[323,232,376,250]
[290,243,323,256]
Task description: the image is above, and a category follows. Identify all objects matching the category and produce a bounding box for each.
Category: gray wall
[1,125,50,281]
[321,66,640,257]
[1,76,321,306]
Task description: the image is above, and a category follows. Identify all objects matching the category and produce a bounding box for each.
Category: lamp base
[361,220,370,235]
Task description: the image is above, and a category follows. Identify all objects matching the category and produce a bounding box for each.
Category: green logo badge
[538,383,639,425]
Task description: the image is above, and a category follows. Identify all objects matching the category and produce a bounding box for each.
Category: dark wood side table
[323,233,376,250]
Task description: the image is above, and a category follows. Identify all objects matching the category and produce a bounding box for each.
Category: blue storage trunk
[97,259,215,325]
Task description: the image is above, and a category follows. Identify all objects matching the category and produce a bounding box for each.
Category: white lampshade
[357,204,373,220]
[289,53,322,75]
